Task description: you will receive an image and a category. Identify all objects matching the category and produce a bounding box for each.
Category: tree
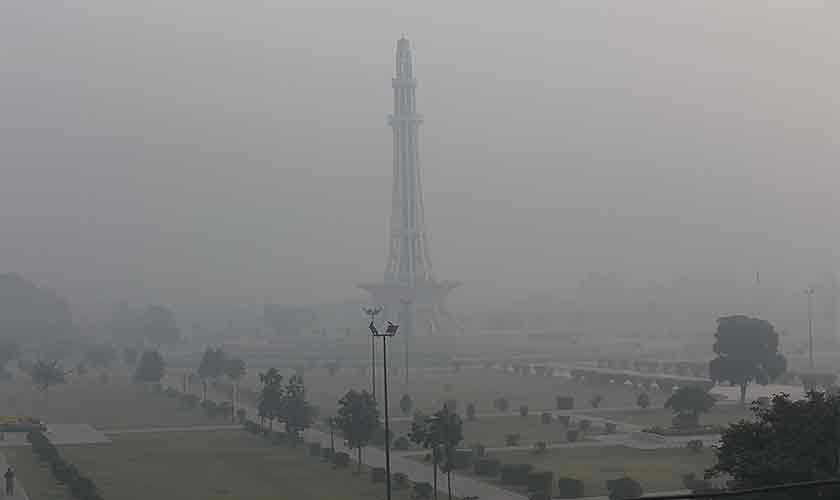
[636,392,650,409]
[335,390,380,473]
[707,392,840,496]
[430,405,464,500]
[257,368,284,431]
[122,346,138,366]
[283,375,313,441]
[140,305,181,345]
[400,394,414,416]
[665,386,715,428]
[409,412,440,500]
[133,350,165,385]
[30,360,69,396]
[0,338,21,377]
[709,315,787,404]
[224,357,246,417]
[197,347,226,401]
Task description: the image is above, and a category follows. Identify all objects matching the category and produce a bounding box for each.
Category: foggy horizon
[2,1,838,311]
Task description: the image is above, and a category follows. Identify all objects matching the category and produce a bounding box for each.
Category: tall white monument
[359,37,460,337]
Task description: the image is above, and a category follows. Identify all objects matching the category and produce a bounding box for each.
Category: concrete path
[0,451,29,499]
[103,425,240,435]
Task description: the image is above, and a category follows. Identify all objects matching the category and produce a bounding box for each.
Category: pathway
[103,425,240,435]
[0,451,29,500]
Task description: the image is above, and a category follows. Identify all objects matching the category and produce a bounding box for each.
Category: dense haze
[2,1,838,320]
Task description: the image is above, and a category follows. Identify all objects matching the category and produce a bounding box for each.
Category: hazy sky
[1,1,838,307]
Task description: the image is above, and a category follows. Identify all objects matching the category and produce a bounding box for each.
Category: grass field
[3,447,72,500]
[588,405,754,428]
[478,446,716,497]
[391,414,594,448]
[63,430,415,500]
[0,373,218,429]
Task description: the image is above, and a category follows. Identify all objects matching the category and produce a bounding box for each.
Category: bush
[519,404,529,417]
[448,449,474,470]
[590,395,603,408]
[672,413,700,429]
[243,420,261,434]
[606,477,643,500]
[201,399,217,412]
[556,415,571,427]
[540,412,552,424]
[180,393,200,408]
[556,396,574,410]
[393,435,411,451]
[505,433,521,446]
[687,439,704,452]
[605,422,617,434]
[164,387,178,398]
[474,458,501,477]
[371,467,387,483]
[500,464,533,485]
[566,429,580,442]
[556,477,585,498]
[579,419,592,432]
[393,472,410,490]
[527,471,553,495]
[637,392,650,409]
[309,442,322,456]
[493,397,510,412]
[333,451,350,468]
[532,441,547,454]
[413,482,433,500]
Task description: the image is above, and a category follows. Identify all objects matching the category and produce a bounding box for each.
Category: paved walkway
[0,452,29,499]
[104,425,240,435]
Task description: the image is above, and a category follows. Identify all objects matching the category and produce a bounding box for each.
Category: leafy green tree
[665,386,715,427]
[636,392,650,409]
[335,390,380,473]
[708,392,840,496]
[257,368,284,430]
[430,405,464,500]
[224,357,246,416]
[709,315,787,404]
[197,347,226,401]
[409,412,440,500]
[30,360,69,396]
[133,350,165,385]
[400,394,414,416]
[283,375,313,441]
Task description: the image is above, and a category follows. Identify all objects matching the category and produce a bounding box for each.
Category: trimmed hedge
[28,431,103,500]
[527,470,553,494]
[606,477,643,500]
[413,482,433,500]
[333,451,351,467]
[556,477,584,498]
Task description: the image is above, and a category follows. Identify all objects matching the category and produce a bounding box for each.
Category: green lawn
[391,414,593,448]
[0,374,219,429]
[479,446,716,497]
[3,447,72,500]
[588,405,754,428]
[62,430,415,500]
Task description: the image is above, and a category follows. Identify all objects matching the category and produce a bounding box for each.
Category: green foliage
[527,471,553,495]
[606,477,643,500]
[412,481,433,500]
[225,357,246,383]
[665,386,716,420]
[198,347,227,397]
[133,350,165,384]
[708,392,840,489]
[283,375,314,438]
[709,315,787,403]
[257,368,285,428]
[393,435,411,450]
[29,430,102,500]
[180,393,199,408]
[332,451,350,468]
[556,477,584,498]
[31,359,68,392]
[336,389,380,456]
[636,392,650,409]
[400,393,414,415]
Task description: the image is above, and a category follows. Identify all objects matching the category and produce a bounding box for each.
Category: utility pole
[370,318,399,500]
[363,307,382,400]
[806,288,815,370]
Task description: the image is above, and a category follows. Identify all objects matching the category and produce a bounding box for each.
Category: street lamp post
[370,318,399,500]
[363,307,382,400]
[806,288,816,370]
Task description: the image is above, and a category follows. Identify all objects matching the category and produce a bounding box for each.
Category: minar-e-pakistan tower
[360,37,461,337]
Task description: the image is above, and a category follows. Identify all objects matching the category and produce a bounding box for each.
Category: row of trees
[255,368,313,439]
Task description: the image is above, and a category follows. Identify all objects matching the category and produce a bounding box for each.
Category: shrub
[556,477,585,498]
[448,449,474,470]
[413,482,434,500]
[309,442,322,457]
[505,433,521,446]
[500,464,533,485]
[243,420,261,434]
[540,412,552,424]
[201,399,217,411]
[474,458,501,477]
[393,472,410,490]
[590,395,603,408]
[637,392,650,409]
[527,471,553,495]
[672,413,699,429]
[371,467,387,483]
[493,397,510,412]
[556,415,571,427]
[164,387,178,398]
[556,396,574,410]
[466,403,476,421]
[566,429,580,442]
[605,422,617,434]
[519,404,529,417]
[579,419,592,432]
[687,439,704,452]
[333,451,350,468]
[180,393,199,408]
[532,441,547,454]
[393,435,411,451]
[606,477,643,500]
